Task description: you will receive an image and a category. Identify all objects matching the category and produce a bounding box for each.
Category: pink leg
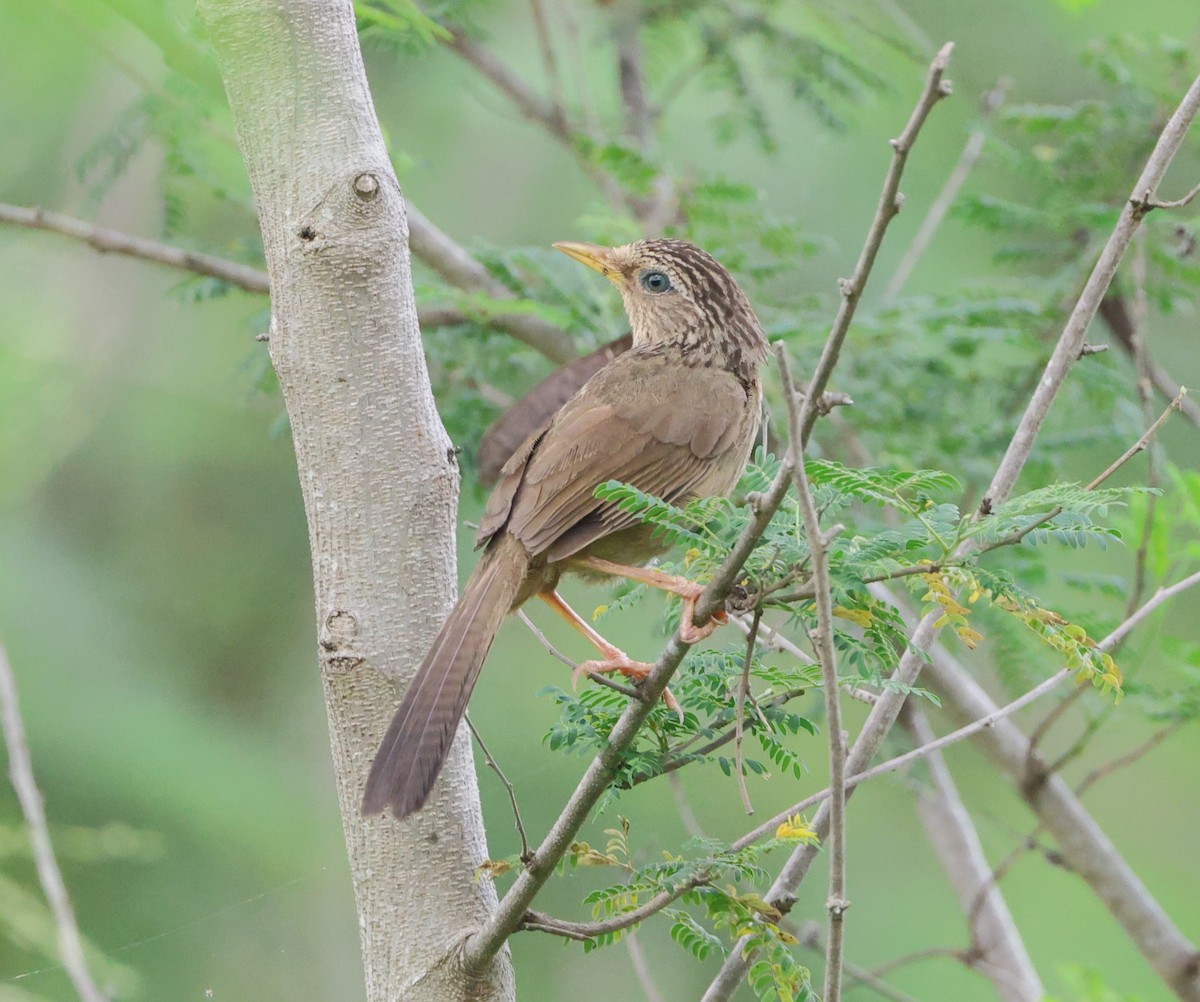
[536,590,682,718]
[568,555,728,644]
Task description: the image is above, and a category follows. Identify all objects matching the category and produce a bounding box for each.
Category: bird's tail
[361,534,526,818]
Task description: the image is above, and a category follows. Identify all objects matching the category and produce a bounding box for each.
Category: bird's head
[553,238,767,379]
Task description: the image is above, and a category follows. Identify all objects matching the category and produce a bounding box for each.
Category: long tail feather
[361,535,525,818]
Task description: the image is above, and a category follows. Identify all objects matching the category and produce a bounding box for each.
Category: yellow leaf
[956,626,983,649]
[592,605,608,622]
[475,859,512,880]
[833,605,873,628]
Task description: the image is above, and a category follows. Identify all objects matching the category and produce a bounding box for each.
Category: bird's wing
[477,352,752,562]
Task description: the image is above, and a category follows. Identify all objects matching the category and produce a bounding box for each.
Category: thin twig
[733,608,762,815]
[921,628,1200,998]
[882,77,1010,304]
[1074,720,1184,798]
[0,643,109,1002]
[1145,177,1200,210]
[641,685,808,782]
[728,563,1200,854]
[1127,229,1157,615]
[978,389,1184,553]
[464,713,530,861]
[692,42,956,641]
[527,0,565,120]
[797,42,956,447]
[445,28,630,210]
[520,878,702,940]
[0,201,571,357]
[0,201,269,292]
[980,70,1200,515]
[777,346,849,1001]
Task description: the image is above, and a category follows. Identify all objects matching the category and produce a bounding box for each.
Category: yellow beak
[553,241,619,281]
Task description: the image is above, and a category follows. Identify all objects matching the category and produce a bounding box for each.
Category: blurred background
[1,0,1199,999]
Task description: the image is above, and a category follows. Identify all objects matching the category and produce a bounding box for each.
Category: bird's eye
[639,270,673,293]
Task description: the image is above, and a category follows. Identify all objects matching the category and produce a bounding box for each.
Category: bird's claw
[573,654,684,721]
[678,596,729,645]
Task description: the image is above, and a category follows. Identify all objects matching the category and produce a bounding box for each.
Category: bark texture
[199,2,514,998]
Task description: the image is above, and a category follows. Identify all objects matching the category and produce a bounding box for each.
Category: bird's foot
[677,585,729,645]
[573,652,684,721]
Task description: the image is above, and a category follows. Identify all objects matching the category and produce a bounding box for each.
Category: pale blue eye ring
[640,270,672,293]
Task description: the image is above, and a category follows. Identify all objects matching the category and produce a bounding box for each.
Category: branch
[902,704,1044,1001]
[406,203,576,363]
[0,201,270,292]
[924,643,1200,1000]
[978,389,1185,555]
[777,346,849,1001]
[0,643,109,1002]
[797,41,955,445]
[520,878,701,941]
[693,43,955,635]
[980,70,1200,515]
[0,201,574,359]
[446,28,572,142]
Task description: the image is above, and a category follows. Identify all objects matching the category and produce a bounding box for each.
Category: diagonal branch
[902,703,1044,1001]
[981,70,1200,515]
[0,642,109,1002]
[777,345,849,1002]
[405,203,577,362]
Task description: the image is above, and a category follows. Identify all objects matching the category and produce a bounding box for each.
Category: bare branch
[797,41,956,446]
[0,201,269,292]
[515,610,641,699]
[693,43,955,637]
[777,345,849,1001]
[902,704,1044,1001]
[406,203,576,363]
[1074,720,1185,798]
[465,714,530,862]
[0,643,109,1002]
[1144,177,1200,210]
[733,608,762,815]
[979,389,1185,555]
[520,878,702,940]
[924,642,1200,1000]
[981,70,1200,515]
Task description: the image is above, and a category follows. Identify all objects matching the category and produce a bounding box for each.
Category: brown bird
[361,238,768,818]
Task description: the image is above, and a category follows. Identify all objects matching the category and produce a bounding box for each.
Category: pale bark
[198,2,514,999]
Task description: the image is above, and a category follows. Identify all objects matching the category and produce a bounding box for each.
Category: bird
[361,238,769,819]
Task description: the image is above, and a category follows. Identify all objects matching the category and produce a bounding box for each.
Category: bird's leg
[536,590,682,718]
[568,555,727,644]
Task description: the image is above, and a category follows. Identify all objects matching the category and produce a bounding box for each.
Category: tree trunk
[199,2,515,998]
